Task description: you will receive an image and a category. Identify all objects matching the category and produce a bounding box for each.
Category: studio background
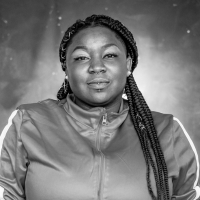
[0,0,200,155]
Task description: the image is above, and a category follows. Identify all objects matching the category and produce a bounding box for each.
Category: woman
[0,14,199,200]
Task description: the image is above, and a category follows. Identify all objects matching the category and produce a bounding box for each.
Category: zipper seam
[96,112,106,200]
[99,152,105,200]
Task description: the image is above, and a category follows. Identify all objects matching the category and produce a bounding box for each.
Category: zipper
[97,112,107,200]
[102,113,108,126]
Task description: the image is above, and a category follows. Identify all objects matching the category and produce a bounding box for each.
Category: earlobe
[65,70,68,77]
[126,57,132,77]
[127,71,131,77]
[65,64,68,77]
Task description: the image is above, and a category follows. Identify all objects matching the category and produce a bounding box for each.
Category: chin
[89,98,110,106]
[88,93,117,107]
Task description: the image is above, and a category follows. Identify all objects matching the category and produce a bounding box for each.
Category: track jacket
[0,94,199,200]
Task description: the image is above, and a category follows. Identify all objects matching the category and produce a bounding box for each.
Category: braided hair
[57,14,169,200]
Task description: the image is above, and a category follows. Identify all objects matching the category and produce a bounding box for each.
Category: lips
[87,78,110,89]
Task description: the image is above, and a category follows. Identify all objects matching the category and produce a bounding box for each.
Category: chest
[22,114,173,200]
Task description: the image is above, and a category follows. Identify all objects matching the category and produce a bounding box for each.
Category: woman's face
[66,26,132,108]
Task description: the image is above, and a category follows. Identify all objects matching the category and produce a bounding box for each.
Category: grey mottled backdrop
[0,0,200,153]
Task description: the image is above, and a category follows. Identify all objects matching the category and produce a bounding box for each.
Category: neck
[74,96,122,114]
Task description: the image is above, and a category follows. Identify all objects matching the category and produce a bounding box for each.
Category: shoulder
[151,111,192,145]
[150,111,178,149]
[16,99,65,121]
[151,111,174,135]
[16,99,63,114]
[17,99,59,111]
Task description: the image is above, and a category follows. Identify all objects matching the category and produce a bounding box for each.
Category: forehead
[68,26,126,50]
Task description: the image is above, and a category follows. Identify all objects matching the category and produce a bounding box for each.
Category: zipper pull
[102,113,108,125]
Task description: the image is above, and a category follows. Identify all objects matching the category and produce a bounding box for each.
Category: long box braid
[57,14,170,200]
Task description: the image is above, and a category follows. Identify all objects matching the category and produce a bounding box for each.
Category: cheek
[114,63,128,87]
[68,68,86,90]
[112,61,128,79]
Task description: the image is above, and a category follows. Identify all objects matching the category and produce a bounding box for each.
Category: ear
[126,56,132,77]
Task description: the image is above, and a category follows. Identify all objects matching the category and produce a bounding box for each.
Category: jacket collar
[63,94,129,129]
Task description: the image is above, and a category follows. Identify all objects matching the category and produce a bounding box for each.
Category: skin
[65,26,132,112]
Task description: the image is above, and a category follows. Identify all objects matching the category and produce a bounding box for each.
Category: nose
[88,56,106,74]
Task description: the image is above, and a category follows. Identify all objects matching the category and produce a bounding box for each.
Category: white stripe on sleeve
[0,110,19,154]
[0,110,19,199]
[0,186,3,198]
[173,117,200,200]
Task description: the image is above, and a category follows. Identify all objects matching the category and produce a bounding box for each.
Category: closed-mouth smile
[87,78,110,89]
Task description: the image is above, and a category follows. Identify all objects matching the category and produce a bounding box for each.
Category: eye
[104,54,118,59]
[74,56,89,61]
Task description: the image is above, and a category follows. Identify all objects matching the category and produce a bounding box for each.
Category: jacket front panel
[0,94,199,200]
[21,96,161,200]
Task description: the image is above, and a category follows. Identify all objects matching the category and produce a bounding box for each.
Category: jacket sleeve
[171,117,200,200]
[0,110,28,200]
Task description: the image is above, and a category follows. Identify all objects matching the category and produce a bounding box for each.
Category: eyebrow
[103,43,119,49]
[72,46,88,53]
[72,43,119,53]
